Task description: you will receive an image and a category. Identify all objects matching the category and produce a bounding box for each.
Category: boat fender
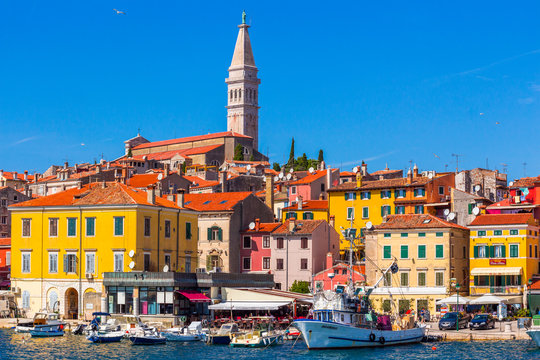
[59,325,64,330]
[369,333,376,342]
[379,336,385,344]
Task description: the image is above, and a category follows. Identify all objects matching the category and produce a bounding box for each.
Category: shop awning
[0,280,10,287]
[175,290,211,303]
[208,301,291,311]
[471,267,522,276]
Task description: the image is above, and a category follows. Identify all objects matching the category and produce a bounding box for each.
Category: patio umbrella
[436,294,472,305]
[469,294,507,305]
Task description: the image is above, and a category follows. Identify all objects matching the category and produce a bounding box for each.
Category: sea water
[0,329,538,360]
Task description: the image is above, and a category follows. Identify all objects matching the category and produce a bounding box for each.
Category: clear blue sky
[1,1,539,182]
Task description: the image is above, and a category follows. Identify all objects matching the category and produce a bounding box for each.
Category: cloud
[12,136,39,145]
[454,48,540,77]
[336,150,399,168]
[518,97,535,105]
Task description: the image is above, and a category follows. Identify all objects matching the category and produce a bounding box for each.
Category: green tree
[181,162,187,174]
[288,137,295,165]
[318,149,324,162]
[295,153,309,171]
[289,280,310,294]
[272,162,281,172]
[233,144,244,161]
[127,148,133,158]
[249,154,255,161]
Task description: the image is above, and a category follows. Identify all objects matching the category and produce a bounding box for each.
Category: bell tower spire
[226,11,260,150]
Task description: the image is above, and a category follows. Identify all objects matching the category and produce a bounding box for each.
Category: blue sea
[0,329,538,359]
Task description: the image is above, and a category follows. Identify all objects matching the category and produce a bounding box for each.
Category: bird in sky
[113,9,126,15]
[495,122,500,125]
[433,153,440,159]
[479,113,484,115]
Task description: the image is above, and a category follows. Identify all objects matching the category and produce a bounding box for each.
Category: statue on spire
[242,10,246,24]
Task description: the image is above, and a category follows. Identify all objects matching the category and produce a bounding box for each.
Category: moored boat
[87,330,125,343]
[526,315,540,347]
[161,321,203,341]
[29,324,65,337]
[15,312,63,333]
[202,322,242,345]
[230,321,283,348]
[129,329,167,345]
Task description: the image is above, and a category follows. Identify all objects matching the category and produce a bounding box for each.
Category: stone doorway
[65,288,79,319]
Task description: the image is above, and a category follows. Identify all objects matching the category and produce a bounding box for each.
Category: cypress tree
[318,149,324,162]
[234,144,244,160]
[288,138,295,165]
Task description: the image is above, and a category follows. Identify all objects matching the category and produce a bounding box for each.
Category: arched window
[22,291,30,309]
[49,291,58,311]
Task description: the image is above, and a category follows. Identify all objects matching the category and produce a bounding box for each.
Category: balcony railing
[470,285,523,296]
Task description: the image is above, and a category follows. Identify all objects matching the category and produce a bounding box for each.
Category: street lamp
[455,283,461,332]
[328,272,335,291]
[528,278,533,316]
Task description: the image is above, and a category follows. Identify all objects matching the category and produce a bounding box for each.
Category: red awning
[176,290,211,303]
[0,280,11,287]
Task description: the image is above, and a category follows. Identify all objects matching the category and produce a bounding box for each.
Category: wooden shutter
[473,246,478,258]
[63,255,68,273]
[218,228,223,241]
[353,193,357,200]
[501,245,506,258]
[207,227,212,240]
[344,193,349,200]
[368,192,371,199]
[489,245,495,258]
[381,206,384,217]
[474,276,478,286]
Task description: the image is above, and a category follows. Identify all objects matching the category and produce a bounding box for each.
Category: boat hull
[293,320,425,349]
[203,334,232,345]
[29,330,64,337]
[230,334,283,347]
[129,336,167,345]
[526,329,540,347]
[87,331,125,343]
[161,332,201,341]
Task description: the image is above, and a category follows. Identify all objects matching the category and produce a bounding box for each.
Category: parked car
[438,312,469,330]
[469,314,496,330]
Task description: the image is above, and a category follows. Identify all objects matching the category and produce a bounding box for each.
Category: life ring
[180,316,187,322]
[360,300,366,308]
[369,333,376,342]
[379,336,385,344]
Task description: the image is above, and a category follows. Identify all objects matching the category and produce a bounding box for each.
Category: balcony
[469,285,523,296]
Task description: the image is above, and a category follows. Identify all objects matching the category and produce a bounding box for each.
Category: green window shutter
[383,246,391,259]
[418,245,426,258]
[401,245,408,259]
[414,189,417,197]
[473,246,478,258]
[474,276,478,286]
[218,228,223,241]
[63,255,68,273]
[436,245,443,258]
[517,275,521,285]
[207,227,212,240]
[387,206,391,215]
[353,193,357,200]
[345,193,349,200]
[368,192,371,199]
[502,245,506,258]
[381,206,384,217]
[394,189,399,198]
[489,246,495,258]
[285,212,290,219]
[302,212,307,220]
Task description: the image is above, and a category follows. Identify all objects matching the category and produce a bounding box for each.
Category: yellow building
[468,213,540,304]
[282,198,328,222]
[9,182,198,318]
[365,214,469,315]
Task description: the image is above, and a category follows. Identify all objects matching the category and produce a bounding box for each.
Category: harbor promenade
[424,321,530,340]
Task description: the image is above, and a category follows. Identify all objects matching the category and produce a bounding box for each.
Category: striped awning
[471,267,522,276]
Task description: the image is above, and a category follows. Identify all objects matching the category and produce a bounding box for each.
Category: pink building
[313,253,366,291]
[240,220,281,273]
[271,220,340,291]
[288,169,340,203]
[487,175,540,219]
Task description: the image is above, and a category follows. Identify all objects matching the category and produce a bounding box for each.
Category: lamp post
[528,278,533,316]
[456,283,461,332]
[328,272,335,291]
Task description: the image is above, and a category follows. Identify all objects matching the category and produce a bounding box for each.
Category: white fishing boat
[15,312,63,333]
[526,315,540,347]
[161,321,203,341]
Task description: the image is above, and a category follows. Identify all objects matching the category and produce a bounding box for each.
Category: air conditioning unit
[85,273,94,279]
[196,268,207,274]
[11,287,20,295]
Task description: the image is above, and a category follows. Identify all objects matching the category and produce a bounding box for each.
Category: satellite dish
[428,173,433,179]
[443,209,450,216]
[143,156,147,161]
[353,166,359,174]
[248,222,256,230]
[128,250,135,258]
[157,173,163,180]
[286,173,292,180]
[273,176,279,182]
[128,261,135,269]
[474,184,481,192]
[448,212,456,221]
[279,173,284,179]
[289,168,294,174]
[246,164,252,172]
[308,167,314,174]
[163,265,169,272]
[472,207,480,216]
[366,221,374,230]
[509,181,514,187]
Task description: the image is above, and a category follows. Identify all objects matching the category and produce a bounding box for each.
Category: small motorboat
[284,326,301,340]
[83,312,120,336]
[129,329,167,345]
[203,322,242,345]
[87,330,125,343]
[526,315,540,347]
[15,312,63,333]
[29,324,65,337]
[161,321,203,341]
[230,321,284,348]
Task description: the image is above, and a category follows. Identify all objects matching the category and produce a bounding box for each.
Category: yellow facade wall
[281,209,328,222]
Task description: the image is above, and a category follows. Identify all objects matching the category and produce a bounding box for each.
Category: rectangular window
[300,258,308,270]
[67,218,77,237]
[435,271,444,286]
[185,255,191,273]
[414,205,424,214]
[401,233,408,238]
[395,206,405,214]
[301,237,308,249]
[478,230,486,236]
[436,232,443,237]
[144,253,151,271]
[22,218,31,237]
[63,254,77,273]
[164,220,171,238]
[381,190,391,199]
[477,245,487,258]
[510,244,518,258]
[242,257,251,270]
[400,245,408,259]
[86,217,95,236]
[22,252,31,273]
[345,192,357,200]
[262,257,270,270]
[291,186,297,195]
[114,217,124,236]
[530,245,533,257]
[208,226,222,241]
[384,233,391,238]
[49,252,58,273]
[468,203,475,215]
[418,272,426,286]
[262,236,270,248]
[418,245,426,259]
[114,253,124,272]
[509,229,518,235]
[302,212,314,220]
[164,254,171,269]
[438,186,444,195]
[276,237,284,249]
[381,205,391,217]
[185,222,192,239]
[494,244,505,258]
[347,207,355,220]
[494,230,502,236]
[383,245,391,259]
[361,191,371,200]
[276,258,284,270]
[400,272,409,287]
[243,236,251,249]
[362,207,369,219]
[86,253,96,274]
[418,232,426,237]
[6,251,10,266]
[435,245,444,258]
[0,216,6,225]
[144,217,151,237]
[395,189,406,198]
[49,218,58,237]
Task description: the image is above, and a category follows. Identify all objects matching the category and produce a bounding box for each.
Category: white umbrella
[436,294,472,305]
[469,293,507,305]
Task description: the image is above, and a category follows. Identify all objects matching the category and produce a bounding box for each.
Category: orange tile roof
[0,171,34,181]
[328,176,431,192]
[272,219,326,234]
[243,223,282,233]
[486,198,511,208]
[133,131,251,150]
[264,169,279,176]
[376,214,468,230]
[469,213,535,226]
[370,169,401,176]
[340,171,355,176]
[224,160,270,166]
[10,182,181,209]
[123,144,223,161]
[183,176,220,189]
[183,192,252,211]
[128,173,162,188]
[283,200,328,211]
[510,176,540,188]
[289,170,328,185]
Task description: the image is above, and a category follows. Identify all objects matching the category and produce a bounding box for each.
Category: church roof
[132,131,251,150]
[230,24,255,68]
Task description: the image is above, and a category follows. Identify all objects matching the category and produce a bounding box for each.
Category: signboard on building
[490,259,506,265]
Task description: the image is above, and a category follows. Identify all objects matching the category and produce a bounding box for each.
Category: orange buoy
[432,346,437,350]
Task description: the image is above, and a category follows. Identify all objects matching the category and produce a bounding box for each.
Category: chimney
[64,161,68,169]
[407,168,413,184]
[220,171,227,193]
[77,182,82,189]
[147,185,156,204]
[361,161,367,176]
[164,163,170,176]
[255,218,260,231]
[413,164,419,178]
[33,172,37,183]
[0,169,3,177]
[326,252,333,270]
[74,163,78,172]
[13,171,18,181]
[326,168,332,191]
[288,220,295,233]
[24,184,29,197]
[121,167,127,184]
[319,160,326,170]
[106,162,110,170]
[298,196,303,210]
[265,175,274,211]
[329,215,335,228]
[177,189,185,208]
[23,171,28,181]
[356,172,362,188]
[96,164,101,174]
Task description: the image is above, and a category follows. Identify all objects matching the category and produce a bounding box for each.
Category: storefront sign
[489,259,506,265]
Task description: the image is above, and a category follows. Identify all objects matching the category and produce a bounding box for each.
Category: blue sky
[1,1,539,182]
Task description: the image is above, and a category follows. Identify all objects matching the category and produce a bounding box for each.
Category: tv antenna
[500,163,508,173]
[523,162,527,177]
[451,154,462,173]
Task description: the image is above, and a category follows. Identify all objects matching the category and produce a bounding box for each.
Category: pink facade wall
[239,232,272,273]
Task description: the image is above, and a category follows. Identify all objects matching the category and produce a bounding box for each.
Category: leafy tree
[249,154,255,161]
[296,153,309,171]
[289,280,310,294]
[233,144,244,161]
[127,148,133,158]
[181,162,187,174]
[272,162,281,172]
[318,149,324,162]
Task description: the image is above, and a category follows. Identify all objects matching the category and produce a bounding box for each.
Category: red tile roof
[487,199,511,208]
[469,214,536,226]
[510,176,540,188]
[370,169,401,176]
[376,214,468,230]
[0,171,34,181]
[289,170,328,185]
[183,192,252,211]
[133,131,251,150]
[272,219,326,234]
[328,176,431,191]
[183,176,220,189]
[123,144,223,161]
[243,223,282,233]
[283,200,328,211]
[224,160,270,166]
[128,173,162,188]
[340,171,355,177]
